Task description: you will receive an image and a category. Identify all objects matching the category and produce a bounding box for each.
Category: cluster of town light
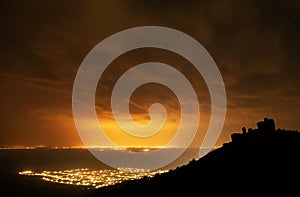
[19,168,167,189]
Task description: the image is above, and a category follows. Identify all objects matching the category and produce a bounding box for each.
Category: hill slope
[92,118,300,197]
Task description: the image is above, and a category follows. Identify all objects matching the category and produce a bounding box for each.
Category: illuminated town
[19,168,167,189]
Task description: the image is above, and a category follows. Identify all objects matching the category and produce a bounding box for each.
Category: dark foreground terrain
[1,118,299,196]
[93,118,300,197]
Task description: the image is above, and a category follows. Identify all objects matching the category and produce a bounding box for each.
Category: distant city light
[19,168,167,189]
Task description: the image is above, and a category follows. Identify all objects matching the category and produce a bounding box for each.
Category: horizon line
[0,145,221,150]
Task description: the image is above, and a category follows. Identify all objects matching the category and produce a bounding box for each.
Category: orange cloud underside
[100,118,180,147]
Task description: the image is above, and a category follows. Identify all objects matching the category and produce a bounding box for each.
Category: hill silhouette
[92,118,300,197]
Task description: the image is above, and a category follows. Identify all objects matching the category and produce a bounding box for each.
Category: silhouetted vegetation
[92,118,300,197]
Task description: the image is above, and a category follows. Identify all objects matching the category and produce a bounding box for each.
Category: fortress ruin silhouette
[230,117,276,143]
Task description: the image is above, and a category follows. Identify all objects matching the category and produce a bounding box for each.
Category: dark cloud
[0,0,299,147]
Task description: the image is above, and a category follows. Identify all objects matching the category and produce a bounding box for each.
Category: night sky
[0,0,299,147]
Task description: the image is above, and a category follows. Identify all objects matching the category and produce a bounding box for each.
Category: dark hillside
[93,118,300,197]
